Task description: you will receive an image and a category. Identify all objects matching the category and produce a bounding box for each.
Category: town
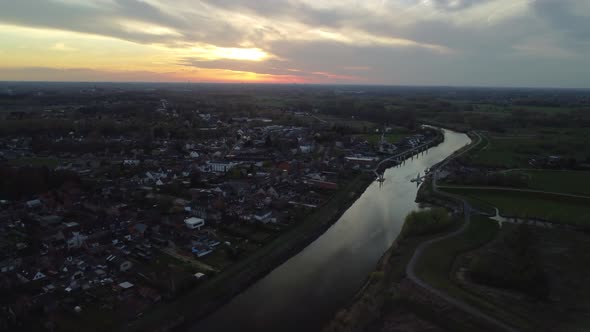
[0,87,439,331]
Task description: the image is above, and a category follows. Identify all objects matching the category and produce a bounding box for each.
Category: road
[437,185,590,200]
[405,131,519,332]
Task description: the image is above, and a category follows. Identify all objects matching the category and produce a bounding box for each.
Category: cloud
[533,0,590,41]
[0,66,304,83]
[0,0,589,86]
[50,42,77,51]
[429,0,492,11]
[513,37,578,59]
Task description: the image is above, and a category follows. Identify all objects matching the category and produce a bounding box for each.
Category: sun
[211,47,269,61]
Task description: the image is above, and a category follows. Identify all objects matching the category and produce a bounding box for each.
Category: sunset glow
[0,0,589,86]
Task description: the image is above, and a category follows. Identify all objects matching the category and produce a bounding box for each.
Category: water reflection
[195,129,470,332]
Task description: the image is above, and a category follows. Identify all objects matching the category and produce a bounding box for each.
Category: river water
[194,129,470,332]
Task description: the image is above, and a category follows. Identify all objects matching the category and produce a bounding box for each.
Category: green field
[468,135,541,168]
[458,196,497,215]
[415,216,499,294]
[514,170,590,196]
[414,216,528,329]
[443,188,590,226]
[466,128,590,168]
[472,104,573,114]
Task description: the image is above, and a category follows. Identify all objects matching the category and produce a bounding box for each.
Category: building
[106,255,133,272]
[185,217,205,230]
[254,211,274,224]
[205,161,236,173]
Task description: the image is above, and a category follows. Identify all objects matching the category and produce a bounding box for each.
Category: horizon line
[1,80,589,91]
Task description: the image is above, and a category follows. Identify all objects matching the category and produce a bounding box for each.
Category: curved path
[405,132,519,332]
[437,185,590,200]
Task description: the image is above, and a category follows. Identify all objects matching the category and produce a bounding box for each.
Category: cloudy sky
[0,0,589,87]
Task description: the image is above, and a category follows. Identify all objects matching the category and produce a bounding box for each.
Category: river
[194,129,470,332]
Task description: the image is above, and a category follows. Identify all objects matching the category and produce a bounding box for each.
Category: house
[17,269,46,283]
[26,199,42,209]
[185,217,205,230]
[132,223,149,238]
[66,232,88,249]
[0,257,22,273]
[254,211,274,224]
[106,255,133,272]
[119,281,134,289]
[191,246,213,257]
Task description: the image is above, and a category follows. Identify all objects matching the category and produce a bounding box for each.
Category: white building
[205,161,235,173]
[299,145,313,154]
[185,217,205,230]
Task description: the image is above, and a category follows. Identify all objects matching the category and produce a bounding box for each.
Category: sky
[0,0,589,87]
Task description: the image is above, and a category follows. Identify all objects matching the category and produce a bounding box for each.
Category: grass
[472,103,573,115]
[415,216,499,292]
[516,170,590,196]
[400,208,454,238]
[143,252,195,273]
[459,196,496,215]
[443,188,590,226]
[454,224,590,331]
[467,135,538,168]
[465,128,590,168]
[414,216,529,329]
[199,248,234,270]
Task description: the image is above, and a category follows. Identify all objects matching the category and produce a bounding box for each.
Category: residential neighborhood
[0,92,436,331]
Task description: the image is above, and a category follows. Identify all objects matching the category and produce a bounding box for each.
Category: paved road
[405,131,519,332]
[438,185,590,200]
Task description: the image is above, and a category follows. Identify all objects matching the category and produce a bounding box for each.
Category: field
[465,128,590,168]
[443,188,590,226]
[510,169,590,196]
[413,216,528,329]
[454,225,590,331]
[472,103,573,114]
[415,216,499,293]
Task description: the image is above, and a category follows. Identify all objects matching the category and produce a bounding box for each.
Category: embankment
[126,173,375,332]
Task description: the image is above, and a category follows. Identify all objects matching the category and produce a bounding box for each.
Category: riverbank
[125,130,451,331]
[324,131,480,332]
[124,172,375,332]
[128,125,458,331]
[323,216,498,332]
[323,226,440,332]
